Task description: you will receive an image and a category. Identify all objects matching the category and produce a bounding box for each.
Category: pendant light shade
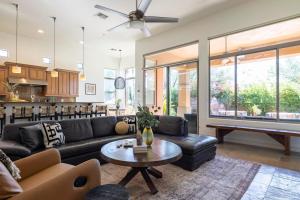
[80,26,86,81]
[114,49,125,89]
[12,3,21,74]
[50,17,58,78]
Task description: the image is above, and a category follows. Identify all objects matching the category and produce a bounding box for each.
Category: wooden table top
[100,138,182,168]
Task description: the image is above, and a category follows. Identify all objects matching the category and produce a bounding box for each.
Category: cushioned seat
[155,134,217,155]
[19,163,73,191]
[0,140,31,160]
[57,134,135,159]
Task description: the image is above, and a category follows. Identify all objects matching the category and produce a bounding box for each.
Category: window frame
[209,39,300,123]
[104,68,116,104]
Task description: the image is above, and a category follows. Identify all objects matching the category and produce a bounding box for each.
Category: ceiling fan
[95,0,179,37]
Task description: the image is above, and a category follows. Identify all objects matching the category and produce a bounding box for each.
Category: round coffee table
[100,138,182,194]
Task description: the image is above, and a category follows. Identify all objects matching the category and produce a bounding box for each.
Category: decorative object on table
[0,149,21,180]
[123,139,134,148]
[133,144,148,154]
[113,49,126,89]
[136,105,159,146]
[85,83,96,95]
[115,121,129,135]
[115,98,121,109]
[40,123,65,148]
[1,82,19,101]
[85,184,129,200]
[136,129,143,146]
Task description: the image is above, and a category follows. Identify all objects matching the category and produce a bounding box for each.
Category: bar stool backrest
[12,107,23,118]
[96,105,107,113]
[24,106,34,117]
[0,107,6,118]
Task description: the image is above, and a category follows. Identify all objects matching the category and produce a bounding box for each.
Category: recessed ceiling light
[37,29,44,34]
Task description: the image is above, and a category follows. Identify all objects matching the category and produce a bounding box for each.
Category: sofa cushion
[0,141,31,159]
[158,116,187,136]
[19,124,44,151]
[155,134,217,155]
[59,119,93,143]
[91,117,117,137]
[0,162,23,199]
[19,163,73,191]
[57,134,135,159]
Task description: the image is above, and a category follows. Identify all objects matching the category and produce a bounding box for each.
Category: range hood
[8,78,48,86]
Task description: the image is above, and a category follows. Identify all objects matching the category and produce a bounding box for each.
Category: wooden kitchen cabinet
[58,71,70,96]
[69,72,79,97]
[28,67,46,80]
[45,72,59,96]
[0,67,7,95]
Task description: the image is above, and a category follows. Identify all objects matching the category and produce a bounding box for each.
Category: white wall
[0,31,120,102]
[135,0,300,152]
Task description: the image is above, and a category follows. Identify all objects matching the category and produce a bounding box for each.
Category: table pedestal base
[119,167,162,194]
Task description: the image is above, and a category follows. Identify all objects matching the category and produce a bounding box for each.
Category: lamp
[114,49,126,89]
[80,26,86,81]
[50,17,58,78]
[12,3,21,74]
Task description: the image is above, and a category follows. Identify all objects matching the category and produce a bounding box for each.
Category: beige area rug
[100,155,260,200]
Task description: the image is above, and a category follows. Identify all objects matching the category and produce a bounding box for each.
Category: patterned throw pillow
[40,123,65,148]
[0,149,21,180]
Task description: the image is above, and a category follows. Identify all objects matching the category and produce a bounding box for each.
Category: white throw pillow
[40,123,65,148]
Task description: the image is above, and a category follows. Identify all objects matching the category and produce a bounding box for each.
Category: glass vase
[142,127,154,146]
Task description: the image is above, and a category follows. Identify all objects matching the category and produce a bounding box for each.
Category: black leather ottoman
[156,134,217,171]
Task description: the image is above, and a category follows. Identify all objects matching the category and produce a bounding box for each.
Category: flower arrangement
[136,105,159,131]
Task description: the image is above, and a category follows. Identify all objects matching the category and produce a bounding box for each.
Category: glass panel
[155,68,167,115]
[126,79,135,106]
[125,68,135,79]
[145,43,198,68]
[237,50,277,119]
[169,63,198,117]
[279,45,300,120]
[210,57,235,116]
[104,79,115,104]
[104,68,116,78]
[145,70,156,107]
[210,17,300,57]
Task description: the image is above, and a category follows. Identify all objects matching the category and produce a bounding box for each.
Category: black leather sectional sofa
[0,115,217,171]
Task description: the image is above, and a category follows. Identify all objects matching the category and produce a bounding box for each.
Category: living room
[0,0,300,200]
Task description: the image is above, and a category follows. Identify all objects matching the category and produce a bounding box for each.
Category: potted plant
[116,98,122,109]
[136,105,159,146]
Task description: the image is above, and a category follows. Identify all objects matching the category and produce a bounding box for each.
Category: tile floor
[217,142,300,200]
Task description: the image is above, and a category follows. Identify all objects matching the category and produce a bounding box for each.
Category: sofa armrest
[11,159,101,200]
[0,140,31,161]
[14,148,61,180]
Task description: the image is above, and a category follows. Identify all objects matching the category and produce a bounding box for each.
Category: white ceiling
[0,0,247,56]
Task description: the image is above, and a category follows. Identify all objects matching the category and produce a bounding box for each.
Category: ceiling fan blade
[95,5,128,18]
[107,21,130,32]
[138,0,152,14]
[140,26,151,37]
[144,16,179,23]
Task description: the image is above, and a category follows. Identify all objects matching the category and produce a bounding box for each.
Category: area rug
[101,155,260,200]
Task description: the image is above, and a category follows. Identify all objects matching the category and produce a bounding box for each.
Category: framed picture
[85,83,96,95]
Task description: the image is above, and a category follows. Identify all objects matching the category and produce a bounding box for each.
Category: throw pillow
[19,124,44,151]
[0,149,21,180]
[115,121,129,135]
[0,162,23,199]
[40,123,65,148]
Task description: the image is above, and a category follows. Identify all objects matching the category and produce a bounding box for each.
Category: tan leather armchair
[10,149,101,200]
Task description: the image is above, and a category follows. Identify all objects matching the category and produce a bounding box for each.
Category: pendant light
[114,49,126,89]
[50,17,58,78]
[222,36,232,65]
[79,26,86,81]
[12,3,21,74]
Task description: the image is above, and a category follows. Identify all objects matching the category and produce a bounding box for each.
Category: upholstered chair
[8,149,101,200]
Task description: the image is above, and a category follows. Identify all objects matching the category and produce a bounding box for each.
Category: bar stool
[0,107,6,135]
[60,105,77,120]
[94,105,107,117]
[37,105,58,121]
[10,106,35,123]
[79,105,93,118]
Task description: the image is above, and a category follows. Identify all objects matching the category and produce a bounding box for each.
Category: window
[125,68,135,106]
[104,68,116,104]
[0,49,8,58]
[209,17,300,122]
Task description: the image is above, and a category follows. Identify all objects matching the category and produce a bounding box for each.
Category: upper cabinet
[28,67,47,80]
[69,72,79,97]
[0,67,7,95]
[5,62,47,80]
[58,71,70,96]
[8,65,28,78]
[45,72,59,96]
